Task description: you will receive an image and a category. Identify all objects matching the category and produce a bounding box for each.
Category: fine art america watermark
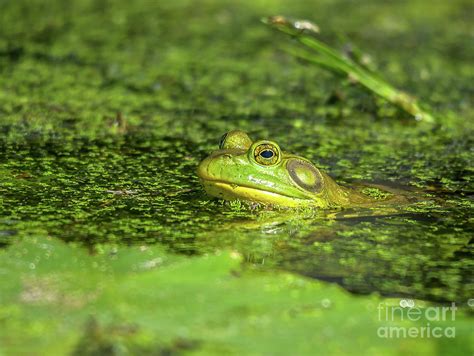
[377,299,458,338]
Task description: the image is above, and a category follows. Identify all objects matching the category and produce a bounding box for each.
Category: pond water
[1,126,471,305]
[0,0,472,353]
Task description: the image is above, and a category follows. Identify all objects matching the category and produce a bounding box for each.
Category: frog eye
[219,133,228,149]
[287,159,323,193]
[218,130,253,150]
[253,143,280,166]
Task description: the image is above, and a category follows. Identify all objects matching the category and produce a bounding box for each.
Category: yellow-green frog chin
[197,130,352,208]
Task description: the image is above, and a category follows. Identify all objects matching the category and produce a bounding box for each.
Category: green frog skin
[197,130,387,208]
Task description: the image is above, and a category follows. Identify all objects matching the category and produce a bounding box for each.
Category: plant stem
[262,16,435,123]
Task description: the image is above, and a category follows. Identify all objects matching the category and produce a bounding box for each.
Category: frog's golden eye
[219,130,253,150]
[254,143,280,166]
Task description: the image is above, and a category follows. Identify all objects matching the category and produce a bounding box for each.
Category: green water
[0,0,473,354]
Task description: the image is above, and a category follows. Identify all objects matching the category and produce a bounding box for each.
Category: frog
[197,130,405,208]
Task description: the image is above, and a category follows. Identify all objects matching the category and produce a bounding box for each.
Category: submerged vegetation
[0,0,473,353]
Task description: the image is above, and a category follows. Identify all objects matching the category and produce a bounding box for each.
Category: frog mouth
[199,178,291,197]
[196,163,290,198]
[199,178,312,207]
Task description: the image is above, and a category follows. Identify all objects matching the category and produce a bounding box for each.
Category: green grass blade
[262,16,435,122]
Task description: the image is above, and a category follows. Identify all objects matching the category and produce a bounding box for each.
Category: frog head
[197,130,351,208]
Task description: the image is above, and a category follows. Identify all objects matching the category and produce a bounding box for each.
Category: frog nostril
[223,154,232,159]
